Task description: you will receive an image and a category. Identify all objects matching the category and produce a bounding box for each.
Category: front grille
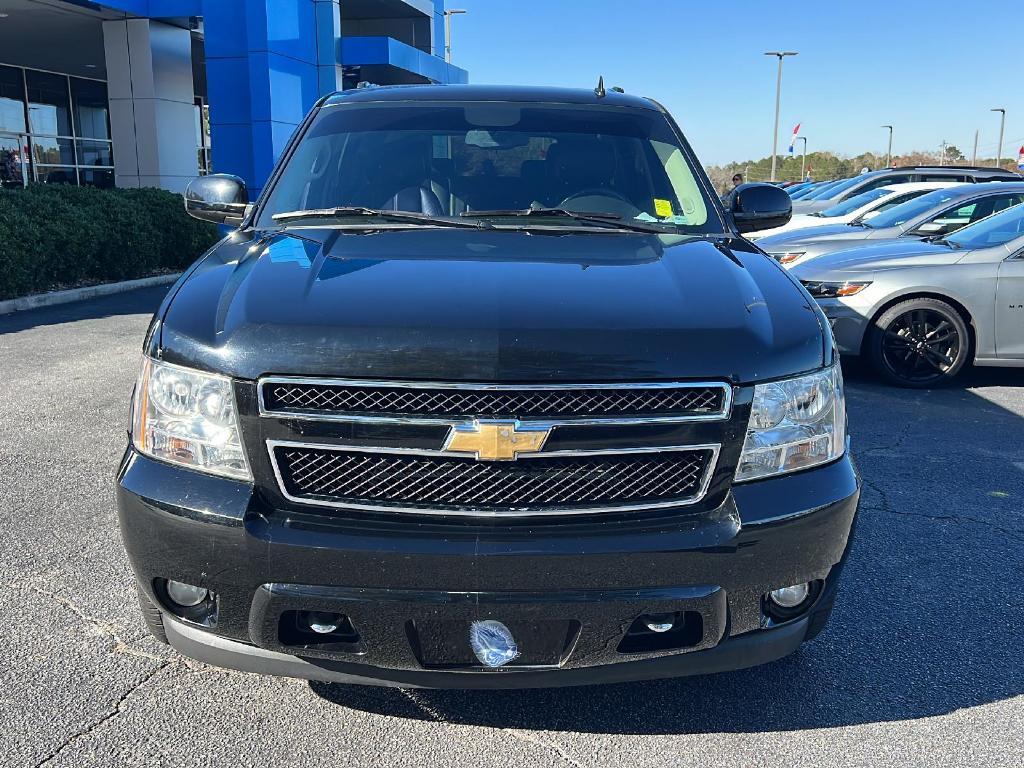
[260,380,728,422]
[272,444,716,515]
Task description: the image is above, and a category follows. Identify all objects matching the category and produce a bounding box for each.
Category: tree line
[705,149,1021,193]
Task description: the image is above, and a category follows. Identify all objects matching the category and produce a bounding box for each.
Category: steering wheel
[558,189,635,212]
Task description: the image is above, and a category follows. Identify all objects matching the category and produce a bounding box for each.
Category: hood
[792,239,963,280]
[157,228,826,383]
[755,222,872,249]
[791,199,833,214]
[747,212,838,240]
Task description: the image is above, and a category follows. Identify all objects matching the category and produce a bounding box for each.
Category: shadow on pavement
[311,358,1024,734]
[0,285,170,335]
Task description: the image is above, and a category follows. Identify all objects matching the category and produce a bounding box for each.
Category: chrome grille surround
[267,440,721,517]
[258,378,733,425]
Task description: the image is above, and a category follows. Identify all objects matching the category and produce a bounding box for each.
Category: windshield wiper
[272,207,488,229]
[460,207,679,234]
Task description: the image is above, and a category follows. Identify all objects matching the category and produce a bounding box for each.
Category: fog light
[643,614,675,633]
[769,583,811,609]
[165,580,208,607]
[305,611,341,634]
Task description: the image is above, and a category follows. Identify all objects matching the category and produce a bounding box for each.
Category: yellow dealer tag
[654,198,673,217]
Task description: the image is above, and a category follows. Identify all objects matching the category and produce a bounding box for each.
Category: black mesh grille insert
[274,445,714,513]
[262,382,727,420]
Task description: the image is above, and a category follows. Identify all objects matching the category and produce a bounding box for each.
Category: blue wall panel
[91,0,467,193]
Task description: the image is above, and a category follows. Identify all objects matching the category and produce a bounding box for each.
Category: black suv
[793,165,1021,214]
[117,84,859,688]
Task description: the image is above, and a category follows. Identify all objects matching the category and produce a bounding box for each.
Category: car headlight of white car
[735,365,846,482]
[131,357,251,481]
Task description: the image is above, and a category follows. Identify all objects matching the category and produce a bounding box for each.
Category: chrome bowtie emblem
[469,620,519,668]
[444,420,550,461]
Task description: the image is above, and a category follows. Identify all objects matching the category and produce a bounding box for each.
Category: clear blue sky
[447,0,1021,166]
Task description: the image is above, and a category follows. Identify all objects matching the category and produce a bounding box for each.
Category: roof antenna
[595,76,606,98]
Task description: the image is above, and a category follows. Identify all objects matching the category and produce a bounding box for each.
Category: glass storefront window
[31,136,75,165]
[76,139,113,167]
[35,166,77,184]
[0,66,113,187]
[0,65,27,133]
[79,168,114,188]
[71,77,110,140]
[25,70,72,137]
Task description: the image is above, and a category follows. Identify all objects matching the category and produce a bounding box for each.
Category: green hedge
[0,184,221,301]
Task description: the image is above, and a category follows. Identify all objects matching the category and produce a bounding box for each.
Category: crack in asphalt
[33,662,170,768]
[19,582,167,663]
[860,501,1024,544]
[398,690,583,767]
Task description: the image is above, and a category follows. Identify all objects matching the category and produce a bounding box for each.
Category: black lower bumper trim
[165,615,809,690]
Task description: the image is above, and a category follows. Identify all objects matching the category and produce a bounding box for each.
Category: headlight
[131,357,251,481]
[735,365,846,482]
[772,251,805,264]
[800,280,871,299]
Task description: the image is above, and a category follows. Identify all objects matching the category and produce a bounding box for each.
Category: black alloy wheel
[867,298,970,387]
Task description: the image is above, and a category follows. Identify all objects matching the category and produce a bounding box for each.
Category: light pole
[764,51,797,182]
[444,9,467,64]
[797,136,807,180]
[991,108,1006,168]
[971,129,979,165]
[881,125,893,167]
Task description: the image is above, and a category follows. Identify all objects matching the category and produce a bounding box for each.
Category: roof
[323,83,661,111]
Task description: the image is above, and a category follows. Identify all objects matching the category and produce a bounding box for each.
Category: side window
[858,174,910,193]
[918,174,967,182]
[914,201,977,235]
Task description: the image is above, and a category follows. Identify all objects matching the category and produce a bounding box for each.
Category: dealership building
[0,0,468,194]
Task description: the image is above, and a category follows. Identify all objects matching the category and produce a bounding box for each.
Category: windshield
[257,101,718,232]
[862,188,963,229]
[800,180,841,200]
[807,175,864,201]
[818,187,891,217]
[944,201,1024,249]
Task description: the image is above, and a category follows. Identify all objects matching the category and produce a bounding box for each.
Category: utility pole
[444,9,467,64]
[971,129,979,165]
[881,125,893,167]
[939,140,948,166]
[764,51,798,182]
[797,136,807,180]
[991,108,1006,168]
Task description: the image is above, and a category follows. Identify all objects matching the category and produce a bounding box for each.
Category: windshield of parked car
[257,100,718,233]
[817,187,891,217]
[801,179,843,199]
[861,188,963,229]
[943,201,1024,249]
[806,175,865,201]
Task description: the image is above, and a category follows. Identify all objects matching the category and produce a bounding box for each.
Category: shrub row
[0,184,220,301]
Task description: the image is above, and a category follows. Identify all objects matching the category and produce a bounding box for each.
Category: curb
[0,273,181,316]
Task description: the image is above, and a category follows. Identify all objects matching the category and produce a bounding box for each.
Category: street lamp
[444,9,467,64]
[764,52,797,182]
[881,125,893,167]
[991,108,1006,168]
[796,136,807,180]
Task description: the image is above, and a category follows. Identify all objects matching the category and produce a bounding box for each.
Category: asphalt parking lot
[1,286,1022,768]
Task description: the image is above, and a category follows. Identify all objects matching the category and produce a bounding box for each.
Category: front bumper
[117,449,859,688]
[814,297,872,355]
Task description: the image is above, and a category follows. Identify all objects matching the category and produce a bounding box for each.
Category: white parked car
[749,182,957,240]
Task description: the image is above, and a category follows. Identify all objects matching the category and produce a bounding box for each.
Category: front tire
[866,297,970,387]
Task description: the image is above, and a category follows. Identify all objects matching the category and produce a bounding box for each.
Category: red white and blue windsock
[788,123,801,154]
[1017,145,1024,170]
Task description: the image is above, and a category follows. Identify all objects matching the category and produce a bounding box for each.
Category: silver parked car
[759,182,1024,268]
[792,202,1024,387]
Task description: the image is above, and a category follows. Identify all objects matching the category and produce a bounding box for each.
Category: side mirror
[727,183,793,233]
[184,174,249,225]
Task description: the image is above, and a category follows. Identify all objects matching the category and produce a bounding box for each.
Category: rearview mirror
[184,174,249,225]
[727,183,793,233]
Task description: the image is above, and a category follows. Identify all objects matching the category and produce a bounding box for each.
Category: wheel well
[861,292,976,358]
